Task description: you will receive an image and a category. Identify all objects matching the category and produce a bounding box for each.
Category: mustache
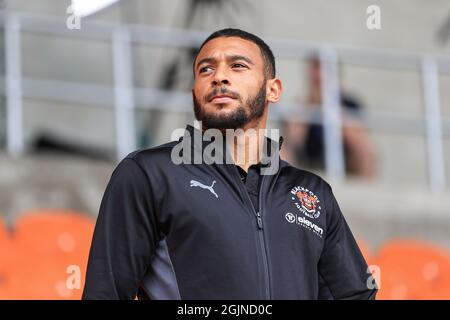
[204,87,241,103]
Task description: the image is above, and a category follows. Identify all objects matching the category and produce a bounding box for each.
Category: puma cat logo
[190,180,219,198]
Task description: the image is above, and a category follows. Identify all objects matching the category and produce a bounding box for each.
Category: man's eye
[232,63,247,69]
[199,66,213,73]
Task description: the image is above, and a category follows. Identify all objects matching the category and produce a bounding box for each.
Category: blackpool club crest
[290,186,321,219]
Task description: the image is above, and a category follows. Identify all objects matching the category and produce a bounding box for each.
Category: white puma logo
[190,179,218,198]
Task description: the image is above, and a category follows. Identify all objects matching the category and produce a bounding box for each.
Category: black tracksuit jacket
[82,124,377,300]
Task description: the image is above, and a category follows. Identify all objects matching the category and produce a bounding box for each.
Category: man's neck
[227,119,267,173]
[200,111,269,172]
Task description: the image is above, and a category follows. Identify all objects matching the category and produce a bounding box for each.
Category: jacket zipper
[256,163,283,299]
[255,175,272,300]
[256,210,263,229]
[231,166,271,299]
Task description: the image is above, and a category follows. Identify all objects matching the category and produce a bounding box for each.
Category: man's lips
[209,95,236,104]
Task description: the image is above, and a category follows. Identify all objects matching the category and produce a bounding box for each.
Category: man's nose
[212,66,230,86]
[212,78,229,86]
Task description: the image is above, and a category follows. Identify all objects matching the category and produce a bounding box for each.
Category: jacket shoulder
[125,140,178,160]
[117,140,180,172]
[280,160,333,191]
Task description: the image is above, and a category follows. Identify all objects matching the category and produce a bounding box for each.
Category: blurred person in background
[281,56,377,179]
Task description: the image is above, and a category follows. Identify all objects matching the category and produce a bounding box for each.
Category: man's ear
[266,78,283,103]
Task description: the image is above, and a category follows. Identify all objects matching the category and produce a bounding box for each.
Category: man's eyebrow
[196,57,216,70]
[227,55,254,65]
[195,55,255,70]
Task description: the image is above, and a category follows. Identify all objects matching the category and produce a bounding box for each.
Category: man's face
[192,37,268,130]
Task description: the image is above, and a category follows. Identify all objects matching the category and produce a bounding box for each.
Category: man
[83,28,376,300]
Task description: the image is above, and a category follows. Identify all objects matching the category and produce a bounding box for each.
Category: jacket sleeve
[82,157,160,300]
[317,186,377,300]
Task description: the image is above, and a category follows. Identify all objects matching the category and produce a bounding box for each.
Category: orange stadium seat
[14,210,94,254]
[0,217,11,299]
[374,239,450,300]
[0,210,95,299]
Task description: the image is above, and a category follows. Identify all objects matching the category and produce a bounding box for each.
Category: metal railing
[1,11,449,191]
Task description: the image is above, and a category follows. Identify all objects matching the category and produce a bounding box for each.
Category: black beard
[193,83,266,130]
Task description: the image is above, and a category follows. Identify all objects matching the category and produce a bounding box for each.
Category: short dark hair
[193,28,276,79]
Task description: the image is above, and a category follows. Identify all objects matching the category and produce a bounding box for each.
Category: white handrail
[0,10,447,190]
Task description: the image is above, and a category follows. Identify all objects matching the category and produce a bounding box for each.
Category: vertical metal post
[319,47,345,180]
[422,56,445,192]
[112,28,136,161]
[5,14,24,157]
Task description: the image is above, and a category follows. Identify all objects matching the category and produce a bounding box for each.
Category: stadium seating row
[0,210,449,300]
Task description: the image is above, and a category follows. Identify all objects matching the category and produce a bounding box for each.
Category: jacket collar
[181,124,284,168]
